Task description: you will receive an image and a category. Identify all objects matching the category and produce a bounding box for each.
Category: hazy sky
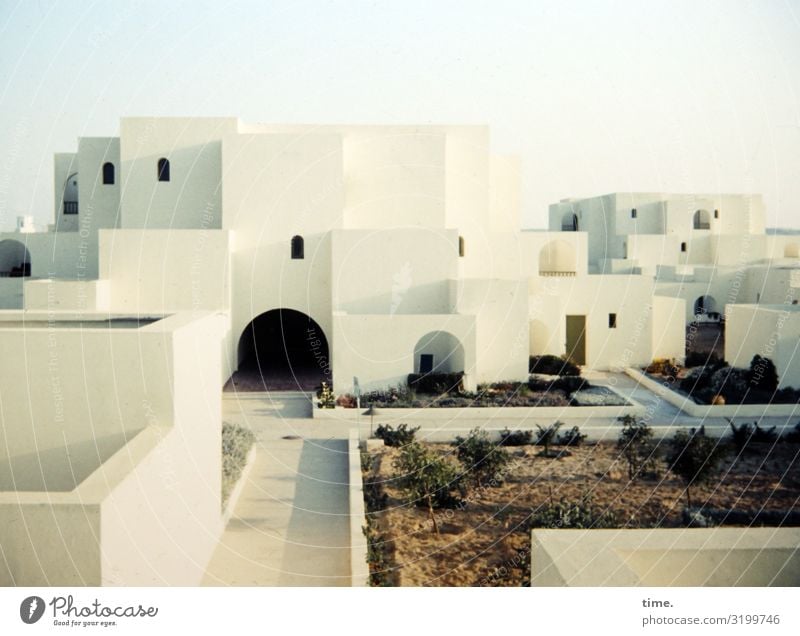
[1,0,799,230]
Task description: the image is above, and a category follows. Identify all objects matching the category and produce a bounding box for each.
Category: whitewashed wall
[119,117,237,229]
[99,229,231,313]
[726,304,800,389]
[332,313,476,392]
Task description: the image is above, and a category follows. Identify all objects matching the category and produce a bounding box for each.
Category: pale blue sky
[1,0,799,230]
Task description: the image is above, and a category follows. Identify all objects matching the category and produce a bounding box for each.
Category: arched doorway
[0,239,31,277]
[234,309,331,391]
[693,295,717,317]
[413,331,464,374]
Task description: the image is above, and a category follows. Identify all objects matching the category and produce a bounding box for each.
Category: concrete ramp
[203,395,351,586]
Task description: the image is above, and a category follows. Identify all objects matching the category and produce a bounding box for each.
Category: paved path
[585,370,685,423]
[203,393,352,586]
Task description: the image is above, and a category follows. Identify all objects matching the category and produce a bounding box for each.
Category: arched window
[102,162,115,185]
[561,211,579,231]
[291,235,304,259]
[538,240,577,276]
[693,209,710,229]
[458,236,465,257]
[157,158,170,182]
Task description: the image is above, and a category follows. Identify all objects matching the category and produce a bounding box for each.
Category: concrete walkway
[586,370,685,423]
[203,393,352,586]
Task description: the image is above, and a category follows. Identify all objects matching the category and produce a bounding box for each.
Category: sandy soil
[365,441,800,587]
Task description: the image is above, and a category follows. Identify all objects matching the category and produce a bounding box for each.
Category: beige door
[565,315,586,366]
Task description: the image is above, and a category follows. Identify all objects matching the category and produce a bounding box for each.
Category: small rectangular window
[608,313,617,328]
[631,208,637,219]
[681,242,687,252]
[714,209,719,219]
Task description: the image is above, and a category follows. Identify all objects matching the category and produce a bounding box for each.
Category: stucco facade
[1,116,799,585]
[0,118,703,392]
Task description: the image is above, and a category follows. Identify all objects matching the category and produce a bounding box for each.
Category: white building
[0,118,697,396]
[1,117,798,585]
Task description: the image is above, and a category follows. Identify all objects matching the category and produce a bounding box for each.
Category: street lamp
[362,405,378,438]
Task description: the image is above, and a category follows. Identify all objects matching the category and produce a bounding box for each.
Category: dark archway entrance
[0,239,31,277]
[230,309,331,391]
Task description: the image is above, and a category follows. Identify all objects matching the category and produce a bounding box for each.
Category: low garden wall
[626,367,800,419]
[348,429,370,587]
[531,527,800,586]
[315,398,646,423]
[0,311,227,586]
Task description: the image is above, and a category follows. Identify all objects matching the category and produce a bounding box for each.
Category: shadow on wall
[277,439,351,586]
[0,430,142,492]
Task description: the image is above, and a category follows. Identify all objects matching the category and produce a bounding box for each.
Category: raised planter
[315,386,645,427]
[222,445,257,526]
[626,367,800,418]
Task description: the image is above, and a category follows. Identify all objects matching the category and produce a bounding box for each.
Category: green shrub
[529,497,618,529]
[728,419,779,456]
[221,422,257,506]
[360,450,374,473]
[375,423,419,447]
[709,366,749,401]
[407,372,464,395]
[498,428,533,446]
[362,385,413,407]
[453,427,511,487]
[774,387,800,404]
[393,442,463,533]
[679,366,715,394]
[748,355,779,393]
[316,381,336,408]
[557,425,586,447]
[552,376,587,395]
[535,421,564,457]
[667,427,727,509]
[362,457,394,586]
[782,422,800,443]
[529,355,581,376]
[616,415,658,480]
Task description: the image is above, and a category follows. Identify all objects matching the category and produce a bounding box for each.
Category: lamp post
[362,406,377,438]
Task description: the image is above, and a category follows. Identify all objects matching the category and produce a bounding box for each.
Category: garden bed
[331,376,631,410]
[221,422,257,507]
[362,439,800,586]
[644,355,800,406]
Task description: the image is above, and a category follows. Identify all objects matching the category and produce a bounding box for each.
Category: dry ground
[365,440,800,586]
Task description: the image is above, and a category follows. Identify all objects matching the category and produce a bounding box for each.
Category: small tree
[535,421,564,458]
[393,442,461,534]
[529,497,618,529]
[616,415,657,480]
[667,427,726,509]
[452,427,510,487]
